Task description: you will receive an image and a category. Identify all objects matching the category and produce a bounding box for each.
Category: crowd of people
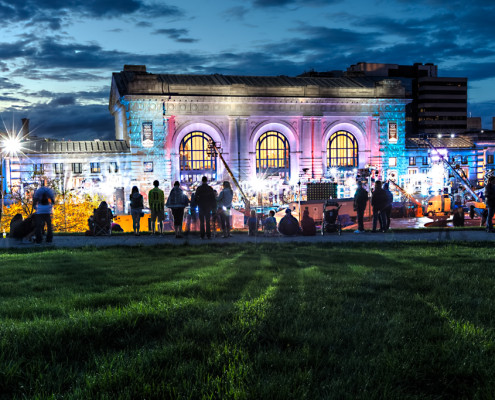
[7,175,495,243]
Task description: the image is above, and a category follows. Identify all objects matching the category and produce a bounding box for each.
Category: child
[264,210,277,236]
[248,209,258,236]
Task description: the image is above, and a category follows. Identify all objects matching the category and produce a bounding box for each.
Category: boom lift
[421,136,483,203]
[387,179,424,217]
[207,140,250,207]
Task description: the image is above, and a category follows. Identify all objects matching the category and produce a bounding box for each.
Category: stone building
[109,65,410,200]
[2,64,494,213]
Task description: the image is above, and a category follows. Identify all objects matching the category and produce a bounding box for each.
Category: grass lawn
[1,242,494,399]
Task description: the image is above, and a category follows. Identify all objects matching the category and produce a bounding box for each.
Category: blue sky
[1,0,494,140]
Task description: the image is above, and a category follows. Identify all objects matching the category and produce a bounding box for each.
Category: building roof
[406,136,474,149]
[111,66,407,99]
[22,140,130,154]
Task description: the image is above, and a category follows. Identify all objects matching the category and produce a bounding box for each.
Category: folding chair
[93,208,112,236]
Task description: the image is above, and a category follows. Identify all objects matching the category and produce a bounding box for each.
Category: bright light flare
[248,178,267,192]
[2,136,22,155]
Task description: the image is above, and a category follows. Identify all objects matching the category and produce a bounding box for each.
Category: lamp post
[0,135,23,226]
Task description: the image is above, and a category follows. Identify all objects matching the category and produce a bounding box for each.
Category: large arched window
[179,131,217,182]
[327,131,358,167]
[256,131,290,178]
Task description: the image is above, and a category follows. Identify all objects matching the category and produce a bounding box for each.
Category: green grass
[0,243,495,399]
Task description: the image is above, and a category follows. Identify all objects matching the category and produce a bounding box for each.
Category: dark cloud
[152,29,198,43]
[251,0,335,7]
[0,0,183,29]
[48,95,76,107]
[136,21,152,28]
[2,102,114,141]
[0,78,22,90]
[445,62,495,81]
[12,67,107,82]
[0,96,27,103]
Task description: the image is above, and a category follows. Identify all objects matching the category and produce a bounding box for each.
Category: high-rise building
[346,62,467,137]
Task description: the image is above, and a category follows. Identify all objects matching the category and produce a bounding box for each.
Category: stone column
[313,118,323,178]
[227,117,239,180]
[162,116,173,182]
[238,118,250,181]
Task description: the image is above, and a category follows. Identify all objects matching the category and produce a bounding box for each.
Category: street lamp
[0,134,23,212]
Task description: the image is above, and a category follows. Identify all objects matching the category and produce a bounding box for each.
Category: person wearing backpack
[166,181,189,238]
[33,186,56,244]
[129,186,144,236]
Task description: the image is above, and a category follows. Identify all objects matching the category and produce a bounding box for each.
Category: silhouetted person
[353,181,368,233]
[195,176,216,239]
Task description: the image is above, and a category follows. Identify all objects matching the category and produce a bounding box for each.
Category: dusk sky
[1,0,494,141]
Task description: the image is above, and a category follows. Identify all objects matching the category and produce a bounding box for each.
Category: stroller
[321,200,342,235]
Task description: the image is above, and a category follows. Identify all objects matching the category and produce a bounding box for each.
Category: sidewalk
[1,228,494,249]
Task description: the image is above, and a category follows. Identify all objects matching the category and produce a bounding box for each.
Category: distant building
[347,62,467,137]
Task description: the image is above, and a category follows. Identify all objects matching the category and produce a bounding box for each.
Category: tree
[1,175,101,233]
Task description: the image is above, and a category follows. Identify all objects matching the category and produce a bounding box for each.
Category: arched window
[179,131,217,182]
[327,131,358,167]
[256,131,290,178]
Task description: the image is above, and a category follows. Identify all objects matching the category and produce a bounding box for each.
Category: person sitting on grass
[301,208,316,236]
[278,208,301,236]
[9,213,36,242]
[248,209,258,236]
[263,210,277,236]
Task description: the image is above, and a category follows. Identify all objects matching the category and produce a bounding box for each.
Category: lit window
[409,157,416,166]
[72,163,82,174]
[389,157,397,167]
[179,131,217,182]
[256,131,290,179]
[487,155,494,165]
[408,169,417,175]
[327,131,358,167]
[90,162,101,173]
[144,161,153,173]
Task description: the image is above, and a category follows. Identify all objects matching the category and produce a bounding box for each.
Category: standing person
[353,181,368,233]
[217,181,233,238]
[371,180,387,233]
[149,180,165,235]
[129,186,144,236]
[382,182,393,232]
[186,192,197,235]
[33,186,56,244]
[485,175,495,232]
[166,181,189,238]
[195,176,216,239]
